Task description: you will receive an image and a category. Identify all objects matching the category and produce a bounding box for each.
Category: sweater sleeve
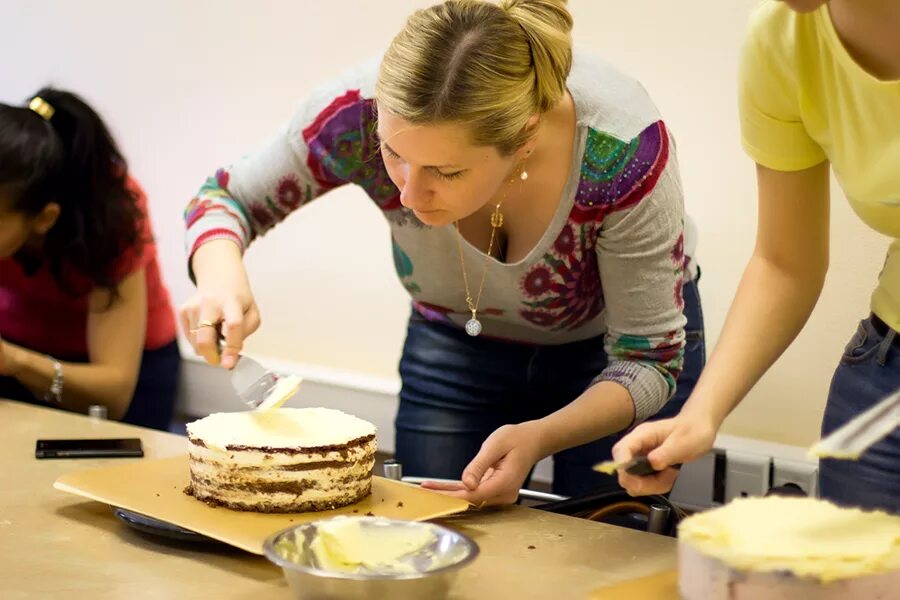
[590,121,687,423]
[184,59,399,270]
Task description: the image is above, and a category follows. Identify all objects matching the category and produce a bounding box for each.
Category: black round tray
[111,506,220,544]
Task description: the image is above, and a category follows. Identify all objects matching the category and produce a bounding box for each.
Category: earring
[520,150,531,180]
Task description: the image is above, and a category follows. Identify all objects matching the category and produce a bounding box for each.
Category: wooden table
[2,400,676,599]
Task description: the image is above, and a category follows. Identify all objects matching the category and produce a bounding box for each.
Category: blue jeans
[395,280,706,497]
[819,315,900,513]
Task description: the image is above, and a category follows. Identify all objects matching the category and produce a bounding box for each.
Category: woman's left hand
[421,422,546,506]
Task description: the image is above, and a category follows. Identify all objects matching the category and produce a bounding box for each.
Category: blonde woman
[182,0,705,505]
[615,0,899,512]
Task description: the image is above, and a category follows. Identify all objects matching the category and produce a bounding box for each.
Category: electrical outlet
[772,457,818,497]
[724,450,770,502]
[670,451,717,510]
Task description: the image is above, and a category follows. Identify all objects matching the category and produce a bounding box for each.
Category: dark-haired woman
[0,89,180,431]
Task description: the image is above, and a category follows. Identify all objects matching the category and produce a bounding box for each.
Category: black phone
[35,438,144,459]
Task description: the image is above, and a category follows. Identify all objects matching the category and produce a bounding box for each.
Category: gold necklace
[454,164,527,337]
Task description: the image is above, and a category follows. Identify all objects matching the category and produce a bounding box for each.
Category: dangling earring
[520,149,532,180]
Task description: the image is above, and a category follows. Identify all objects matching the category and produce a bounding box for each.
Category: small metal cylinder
[88,405,108,420]
[647,503,671,535]
[383,459,403,481]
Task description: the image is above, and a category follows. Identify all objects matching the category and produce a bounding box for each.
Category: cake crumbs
[397,501,404,508]
[365,511,375,516]
[353,509,359,513]
[527,545,536,550]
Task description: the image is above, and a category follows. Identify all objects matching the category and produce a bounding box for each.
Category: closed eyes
[380,144,466,181]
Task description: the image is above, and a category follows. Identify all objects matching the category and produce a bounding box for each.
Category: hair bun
[500,0,573,112]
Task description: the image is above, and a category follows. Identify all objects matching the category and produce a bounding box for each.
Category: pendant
[465,318,482,337]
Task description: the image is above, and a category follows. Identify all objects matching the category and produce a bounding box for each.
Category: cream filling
[191,480,370,506]
[310,517,436,574]
[679,497,900,583]
[186,407,377,451]
[190,459,375,486]
[188,439,376,466]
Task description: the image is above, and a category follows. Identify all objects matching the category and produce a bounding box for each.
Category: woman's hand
[181,288,260,369]
[611,412,718,496]
[421,422,546,506]
[181,240,260,369]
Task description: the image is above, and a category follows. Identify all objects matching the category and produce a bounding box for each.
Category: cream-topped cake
[186,408,377,513]
[678,496,900,599]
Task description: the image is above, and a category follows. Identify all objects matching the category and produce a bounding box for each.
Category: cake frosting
[255,374,303,411]
[678,496,900,599]
[186,408,377,512]
[309,517,436,574]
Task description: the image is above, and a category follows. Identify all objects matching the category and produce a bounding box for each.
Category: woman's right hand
[180,240,260,369]
[611,412,718,496]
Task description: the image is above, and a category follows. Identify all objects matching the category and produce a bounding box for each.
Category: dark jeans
[395,280,706,497]
[819,315,900,513]
[0,339,181,431]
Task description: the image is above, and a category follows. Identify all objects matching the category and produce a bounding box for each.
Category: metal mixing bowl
[263,516,479,600]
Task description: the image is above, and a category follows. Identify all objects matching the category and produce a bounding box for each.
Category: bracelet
[44,357,64,404]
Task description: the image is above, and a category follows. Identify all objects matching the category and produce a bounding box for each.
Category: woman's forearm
[535,380,635,458]
[7,342,136,419]
[682,254,825,427]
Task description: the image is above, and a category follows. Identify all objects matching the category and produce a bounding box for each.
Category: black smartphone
[35,438,144,459]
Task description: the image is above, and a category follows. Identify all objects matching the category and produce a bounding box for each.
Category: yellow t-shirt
[739,0,900,328]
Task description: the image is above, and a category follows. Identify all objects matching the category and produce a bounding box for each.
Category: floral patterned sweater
[185,53,696,423]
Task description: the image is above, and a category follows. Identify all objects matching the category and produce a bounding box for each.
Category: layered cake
[678,496,900,599]
[186,407,377,512]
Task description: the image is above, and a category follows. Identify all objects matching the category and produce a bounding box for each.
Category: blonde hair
[375,0,573,155]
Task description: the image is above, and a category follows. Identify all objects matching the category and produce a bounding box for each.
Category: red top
[0,179,177,358]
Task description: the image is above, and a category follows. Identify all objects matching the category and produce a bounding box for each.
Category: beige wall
[1,1,888,446]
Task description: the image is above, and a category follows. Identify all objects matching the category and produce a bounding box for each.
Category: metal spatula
[593,455,659,476]
[809,389,900,459]
[219,339,302,410]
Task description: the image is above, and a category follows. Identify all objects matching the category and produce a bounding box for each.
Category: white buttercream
[187,407,376,451]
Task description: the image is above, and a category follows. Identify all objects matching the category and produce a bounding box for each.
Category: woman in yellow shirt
[614,0,900,512]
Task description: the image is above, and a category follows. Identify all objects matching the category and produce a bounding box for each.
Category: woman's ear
[33,202,61,234]
[518,114,541,159]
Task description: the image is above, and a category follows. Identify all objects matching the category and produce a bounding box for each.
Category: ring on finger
[189,319,219,334]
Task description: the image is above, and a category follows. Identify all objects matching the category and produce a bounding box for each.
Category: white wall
[1,0,888,447]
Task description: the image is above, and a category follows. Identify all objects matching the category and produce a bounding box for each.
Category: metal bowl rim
[262,516,480,581]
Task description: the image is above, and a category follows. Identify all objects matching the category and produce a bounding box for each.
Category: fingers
[462,441,506,491]
[612,420,675,468]
[178,305,193,350]
[420,480,485,505]
[419,480,467,492]
[193,299,224,366]
[617,467,680,497]
[180,296,218,366]
[219,298,247,370]
[421,478,509,506]
[611,415,718,497]
[646,434,688,472]
[180,292,260,369]
[463,468,518,505]
[647,418,716,469]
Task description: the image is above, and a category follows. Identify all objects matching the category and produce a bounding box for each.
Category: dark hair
[0,87,144,300]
